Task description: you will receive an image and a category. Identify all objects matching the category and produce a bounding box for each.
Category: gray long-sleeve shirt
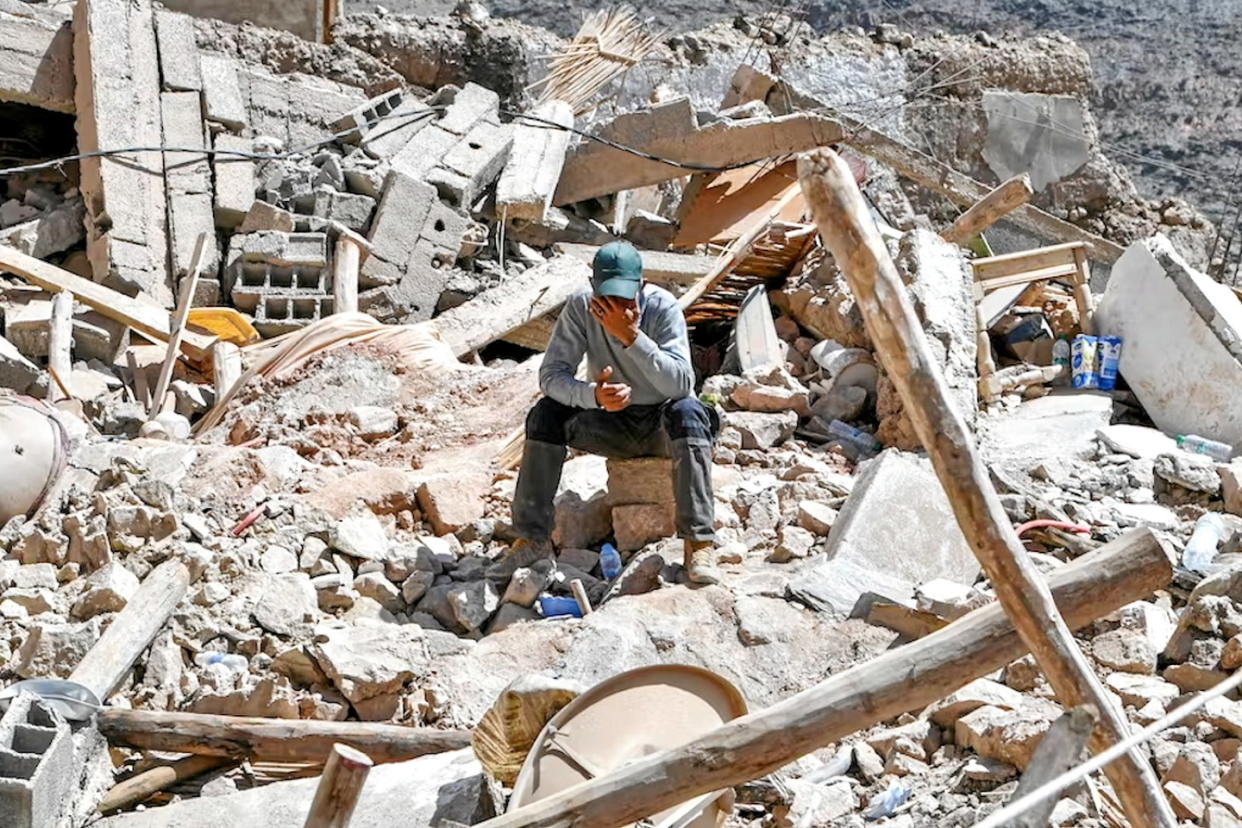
[540,284,694,409]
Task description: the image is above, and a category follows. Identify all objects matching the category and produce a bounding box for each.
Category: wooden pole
[475,528,1171,828]
[797,148,1174,827]
[149,232,207,417]
[212,341,243,401]
[126,350,151,410]
[941,173,1034,247]
[47,290,74,403]
[331,225,368,316]
[570,579,592,616]
[68,559,190,701]
[303,744,372,828]
[97,755,233,813]
[97,709,472,763]
[1003,706,1097,828]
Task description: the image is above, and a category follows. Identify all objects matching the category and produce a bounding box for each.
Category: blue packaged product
[1071,334,1099,390]
[537,595,582,618]
[1097,335,1122,391]
[600,543,622,580]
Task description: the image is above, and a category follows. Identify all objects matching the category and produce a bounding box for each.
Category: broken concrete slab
[161,90,221,284]
[213,134,256,230]
[982,92,1091,194]
[554,97,844,205]
[199,53,247,131]
[0,1,74,113]
[153,9,200,92]
[983,390,1115,462]
[73,0,172,306]
[0,336,40,394]
[97,747,491,828]
[496,99,574,221]
[1096,235,1242,447]
[787,449,981,615]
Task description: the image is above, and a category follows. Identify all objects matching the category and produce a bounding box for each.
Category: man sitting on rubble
[506,241,721,584]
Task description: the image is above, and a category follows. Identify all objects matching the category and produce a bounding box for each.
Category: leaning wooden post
[941,173,1033,247]
[331,224,369,316]
[303,743,373,828]
[47,290,74,402]
[797,148,1174,827]
[149,232,207,417]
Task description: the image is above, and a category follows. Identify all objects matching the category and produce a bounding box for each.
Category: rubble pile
[3,0,1242,826]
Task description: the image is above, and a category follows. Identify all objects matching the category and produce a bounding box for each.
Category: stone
[722,410,798,449]
[260,546,298,574]
[252,573,318,636]
[416,473,490,536]
[1096,425,1179,460]
[1162,741,1222,795]
[1223,635,1242,671]
[784,778,857,825]
[195,582,229,606]
[928,679,1025,727]
[558,548,600,574]
[612,503,676,553]
[1092,627,1158,674]
[2,588,53,615]
[329,508,390,561]
[1166,662,1231,693]
[14,618,101,678]
[796,501,838,535]
[553,456,612,549]
[605,457,675,508]
[1154,451,1221,494]
[733,595,806,646]
[349,406,398,439]
[13,563,57,590]
[769,525,815,563]
[0,334,40,393]
[239,200,296,233]
[788,450,981,614]
[853,741,885,781]
[488,603,540,633]
[810,385,868,423]
[71,562,139,619]
[915,579,988,619]
[1167,780,1208,821]
[401,570,435,605]
[447,580,500,633]
[354,572,403,614]
[1096,236,1242,448]
[1224,464,1242,517]
[955,703,1059,770]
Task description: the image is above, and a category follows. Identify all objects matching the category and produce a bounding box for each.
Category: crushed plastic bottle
[600,543,622,580]
[1052,335,1071,386]
[1177,434,1234,462]
[863,781,910,820]
[1183,513,1226,573]
[194,652,248,674]
[827,419,880,458]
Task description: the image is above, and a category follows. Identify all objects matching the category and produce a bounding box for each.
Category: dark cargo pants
[512,397,718,543]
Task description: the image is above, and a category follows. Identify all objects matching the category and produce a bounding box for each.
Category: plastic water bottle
[1183,513,1227,573]
[1177,434,1234,462]
[194,652,248,674]
[600,543,622,580]
[827,419,880,457]
[1052,335,1071,385]
[863,781,909,820]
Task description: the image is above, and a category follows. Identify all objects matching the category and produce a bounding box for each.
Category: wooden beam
[0,245,216,361]
[331,224,368,316]
[126,349,151,410]
[68,559,190,701]
[570,579,593,616]
[98,755,234,813]
[149,232,206,417]
[303,744,372,828]
[1004,706,1097,828]
[476,528,1172,828]
[47,290,73,403]
[96,709,472,764]
[941,174,1034,246]
[798,149,1173,827]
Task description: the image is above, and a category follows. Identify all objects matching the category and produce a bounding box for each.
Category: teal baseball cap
[591,241,643,300]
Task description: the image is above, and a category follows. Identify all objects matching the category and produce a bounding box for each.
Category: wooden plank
[502,313,558,352]
[303,744,372,828]
[1003,706,1097,828]
[98,755,234,814]
[0,244,216,361]
[331,225,368,316]
[475,528,1172,828]
[972,244,1083,282]
[212,341,243,400]
[149,233,207,417]
[47,291,73,403]
[126,349,151,410]
[734,286,782,371]
[977,265,1079,293]
[798,148,1174,827]
[68,559,190,701]
[941,173,1034,246]
[96,709,472,763]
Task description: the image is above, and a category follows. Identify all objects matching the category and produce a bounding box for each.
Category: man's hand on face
[593,365,632,412]
[590,295,639,347]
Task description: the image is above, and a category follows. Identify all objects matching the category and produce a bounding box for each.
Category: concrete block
[0,693,75,828]
[367,171,438,266]
[437,120,514,208]
[787,449,981,615]
[312,189,376,233]
[160,91,220,283]
[0,337,39,394]
[0,197,82,261]
[213,133,256,230]
[390,125,458,181]
[3,299,51,358]
[238,232,328,267]
[239,200,296,233]
[606,457,675,507]
[1096,235,1242,447]
[199,54,247,131]
[333,88,403,143]
[73,0,172,306]
[437,82,500,136]
[982,92,1090,193]
[0,2,74,112]
[497,100,574,221]
[358,250,452,323]
[73,311,128,363]
[153,9,200,91]
[419,199,469,255]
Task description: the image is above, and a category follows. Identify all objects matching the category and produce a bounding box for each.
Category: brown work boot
[487,537,554,584]
[683,539,720,585]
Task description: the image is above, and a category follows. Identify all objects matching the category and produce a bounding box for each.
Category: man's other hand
[593,365,632,411]
[590,296,639,347]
